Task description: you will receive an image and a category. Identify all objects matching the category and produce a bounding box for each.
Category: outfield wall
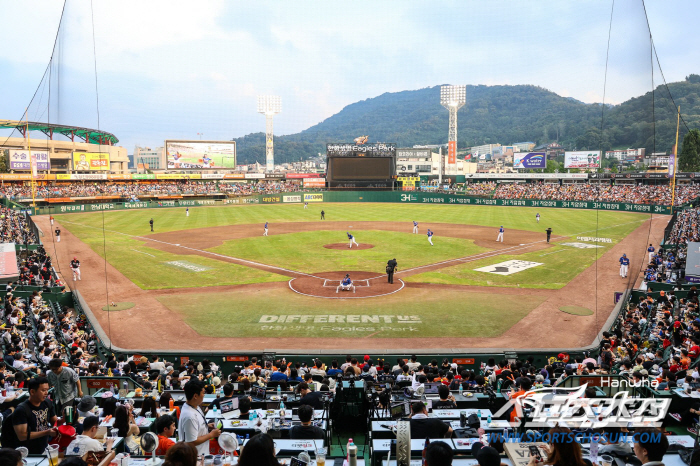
[26,191,673,215]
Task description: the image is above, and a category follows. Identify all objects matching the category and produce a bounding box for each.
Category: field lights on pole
[257,95,282,172]
[440,85,466,166]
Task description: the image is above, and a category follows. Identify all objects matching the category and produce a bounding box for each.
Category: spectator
[427,441,454,466]
[290,405,324,440]
[433,384,457,410]
[633,428,669,465]
[163,442,198,466]
[65,416,114,456]
[526,426,591,466]
[47,358,82,412]
[179,379,220,456]
[11,377,57,454]
[0,448,23,466]
[155,414,177,455]
[409,401,452,438]
[237,433,280,466]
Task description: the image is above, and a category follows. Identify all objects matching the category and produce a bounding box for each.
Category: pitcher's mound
[323,243,374,250]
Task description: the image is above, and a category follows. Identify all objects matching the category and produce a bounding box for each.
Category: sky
[0,0,698,151]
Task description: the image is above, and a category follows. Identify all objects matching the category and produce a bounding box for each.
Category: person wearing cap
[69,257,81,281]
[619,253,630,278]
[336,274,355,293]
[472,441,502,466]
[76,396,96,418]
[47,358,82,412]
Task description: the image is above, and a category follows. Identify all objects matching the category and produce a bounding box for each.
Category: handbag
[85,450,109,466]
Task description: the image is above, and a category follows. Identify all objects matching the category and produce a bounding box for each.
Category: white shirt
[179,403,209,456]
[150,361,166,374]
[66,435,104,456]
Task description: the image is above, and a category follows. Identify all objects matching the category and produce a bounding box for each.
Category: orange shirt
[156,435,175,456]
[509,390,530,422]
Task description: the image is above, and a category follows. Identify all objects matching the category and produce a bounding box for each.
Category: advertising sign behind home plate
[475,260,543,276]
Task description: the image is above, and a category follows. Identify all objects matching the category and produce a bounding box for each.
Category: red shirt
[156,436,175,456]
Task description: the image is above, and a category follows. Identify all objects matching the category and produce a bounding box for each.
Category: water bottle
[213,405,218,417]
[279,401,286,421]
[277,385,281,397]
[122,380,128,392]
[298,450,311,464]
[346,438,353,464]
[487,413,492,424]
[348,442,357,466]
[477,409,482,419]
[590,434,599,465]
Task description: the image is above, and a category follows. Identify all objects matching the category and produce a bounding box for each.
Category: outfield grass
[208,230,487,273]
[55,203,649,237]
[60,226,287,289]
[157,287,547,338]
[405,220,643,289]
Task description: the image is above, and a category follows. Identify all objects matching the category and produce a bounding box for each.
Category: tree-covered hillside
[233,75,700,164]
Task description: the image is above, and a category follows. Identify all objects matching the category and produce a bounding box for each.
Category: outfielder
[427,229,434,246]
[304,202,308,209]
[263,222,269,236]
[648,244,655,263]
[55,228,61,243]
[619,253,630,278]
[336,274,355,293]
[412,221,418,234]
[186,208,189,217]
[149,218,154,232]
[536,213,540,223]
[496,226,504,242]
[70,257,81,281]
[347,232,359,248]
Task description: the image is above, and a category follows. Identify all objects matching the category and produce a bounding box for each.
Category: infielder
[536,213,540,223]
[619,253,630,278]
[149,218,154,232]
[336,274,355,293]
[263,222,269,236]
[70,257,81,281]
[55,228,61,243]
[186,208,189,217]
[648,244,655,263]
[412,221,418,234]
[347,232,359,248]
[427,229,434,246]
[496,226,504,242]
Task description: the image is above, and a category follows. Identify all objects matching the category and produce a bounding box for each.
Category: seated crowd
[0,180,303,200]
[0,208,37,245]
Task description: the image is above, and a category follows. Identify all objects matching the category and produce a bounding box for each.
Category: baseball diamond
[31,200,666,351]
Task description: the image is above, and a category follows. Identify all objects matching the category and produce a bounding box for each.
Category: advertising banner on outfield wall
[304,193,323,202]
[565,151,601,169]
[303,178,326,187]
[9,150,50,170]
[283,195,302,203]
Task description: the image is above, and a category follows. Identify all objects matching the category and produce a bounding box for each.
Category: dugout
[326,142,396,190]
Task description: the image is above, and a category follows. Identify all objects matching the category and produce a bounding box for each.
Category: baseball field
[36,201,669,351]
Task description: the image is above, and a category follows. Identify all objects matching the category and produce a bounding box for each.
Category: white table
[242,438,325,454]
[206,408,325,421]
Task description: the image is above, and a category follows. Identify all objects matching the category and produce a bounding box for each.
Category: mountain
[233,75,700,164]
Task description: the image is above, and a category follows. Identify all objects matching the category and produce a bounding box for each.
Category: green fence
[29,191,673,215]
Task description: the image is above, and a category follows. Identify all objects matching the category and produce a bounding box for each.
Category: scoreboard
[326,143,396,189]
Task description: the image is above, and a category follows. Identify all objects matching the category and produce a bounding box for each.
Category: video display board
[166,141,236,169]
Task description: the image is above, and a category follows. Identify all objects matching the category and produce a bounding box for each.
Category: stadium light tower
[440,85,466,166]
[257,95,282,172]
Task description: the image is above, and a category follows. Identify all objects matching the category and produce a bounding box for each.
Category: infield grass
[157,286,547,338]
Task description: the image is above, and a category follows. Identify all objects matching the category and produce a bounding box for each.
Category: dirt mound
[289,270,403,298]
[323,243,374,250]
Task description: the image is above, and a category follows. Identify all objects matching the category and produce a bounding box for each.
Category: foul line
[131,249,156,258]
[61,220,325,280]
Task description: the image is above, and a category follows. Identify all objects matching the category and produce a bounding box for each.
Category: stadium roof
[0,120,118,145]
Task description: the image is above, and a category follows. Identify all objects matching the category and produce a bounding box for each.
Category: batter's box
[323,279,370,288]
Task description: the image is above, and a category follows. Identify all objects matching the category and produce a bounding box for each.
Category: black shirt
[387,259,397,271]
[433,400,457,410]
[13,399,56,454]
[409,418,449,439]
[299,391,324,409]
[290,424,325,440]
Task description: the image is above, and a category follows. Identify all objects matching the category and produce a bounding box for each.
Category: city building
[605,148,646,161]
[533,142,565,159]
[469,143,501,156]
[512,141,536,152]
[133,146,164,170]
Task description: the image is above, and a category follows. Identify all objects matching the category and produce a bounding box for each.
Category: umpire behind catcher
[386,258,398,284]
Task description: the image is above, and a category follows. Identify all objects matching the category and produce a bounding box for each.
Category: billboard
[166,140,236,169]
[565,151,601,169]
[513,152,546,169]
[73,152,110,171]
[448,141,456,164]
[9,150,50,171]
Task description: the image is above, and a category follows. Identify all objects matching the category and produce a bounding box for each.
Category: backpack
[1,401,33,449]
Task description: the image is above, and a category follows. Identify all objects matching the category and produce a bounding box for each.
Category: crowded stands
[0,208,37,245]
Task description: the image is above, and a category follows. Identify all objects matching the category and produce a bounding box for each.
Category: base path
[323,243,375,250]
[32,214,667,352]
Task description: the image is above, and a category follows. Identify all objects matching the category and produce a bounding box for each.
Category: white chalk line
[131,249,156,258]
[289,278,405,299]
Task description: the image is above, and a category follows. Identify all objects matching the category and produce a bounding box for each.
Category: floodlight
[440,85,466,166]
[257,95,282,171]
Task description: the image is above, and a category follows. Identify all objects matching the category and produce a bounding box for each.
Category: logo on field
[561,242,603,249]
[577,236,612,243]
[475,260,542,275]
[165,261,212,273]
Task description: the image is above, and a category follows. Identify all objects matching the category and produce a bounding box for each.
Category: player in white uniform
[648,244,655,263]
[263,222,269,236]
[496,226,504,242]
[619,253,629,278]
[70,257,81,281]
[347,232,359,248]
[536,213,540,223]
[427,229,434,245]
[412,221,418,234]
[186,208,189,217]
[304,202,308,209]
